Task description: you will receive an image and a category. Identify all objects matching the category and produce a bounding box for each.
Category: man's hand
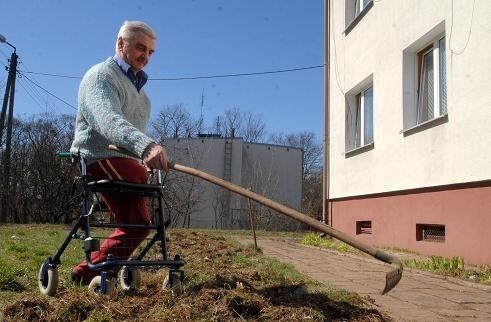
[142,143,169,172]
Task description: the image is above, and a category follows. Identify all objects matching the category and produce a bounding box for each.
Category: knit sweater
[70,57,154,160]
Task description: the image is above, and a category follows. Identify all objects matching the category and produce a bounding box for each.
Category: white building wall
[166,138,228,228]
[166,138,302,228]
[329,0,491,198]
[241,143,303,210]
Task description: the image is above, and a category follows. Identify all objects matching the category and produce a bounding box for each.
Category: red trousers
[72,158,151,281]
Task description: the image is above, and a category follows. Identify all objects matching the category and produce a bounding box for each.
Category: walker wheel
[88,275,114,295]
[118,266,141,291]
[38,260,59,296]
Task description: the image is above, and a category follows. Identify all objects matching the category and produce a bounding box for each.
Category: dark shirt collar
[112,54,148,91]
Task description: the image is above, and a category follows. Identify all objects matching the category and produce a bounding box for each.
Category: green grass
[404,256,491,284]
[0,224,108,307]
[301,232,357,253]
[404,256,464,272]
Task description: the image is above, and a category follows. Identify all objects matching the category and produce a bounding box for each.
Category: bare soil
[2,230,389,321]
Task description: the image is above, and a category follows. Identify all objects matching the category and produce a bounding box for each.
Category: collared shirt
[112,54,148,92]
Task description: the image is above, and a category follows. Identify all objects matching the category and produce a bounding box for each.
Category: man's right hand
[142,143,169,172]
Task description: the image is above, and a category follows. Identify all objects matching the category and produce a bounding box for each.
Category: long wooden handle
[170,162,393,257]
[109,145,403,293]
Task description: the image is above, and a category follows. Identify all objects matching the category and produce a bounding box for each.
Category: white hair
[115,20,156,52]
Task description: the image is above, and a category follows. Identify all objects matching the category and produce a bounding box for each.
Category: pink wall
[330,186,491,265]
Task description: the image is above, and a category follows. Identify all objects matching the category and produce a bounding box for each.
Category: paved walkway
[237,238,491,322]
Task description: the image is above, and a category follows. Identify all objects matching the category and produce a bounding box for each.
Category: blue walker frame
[38,152,185,295]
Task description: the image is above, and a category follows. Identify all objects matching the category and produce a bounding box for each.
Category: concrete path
[237,238,491,322]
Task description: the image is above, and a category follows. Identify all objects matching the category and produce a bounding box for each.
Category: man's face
[119,31,155,73]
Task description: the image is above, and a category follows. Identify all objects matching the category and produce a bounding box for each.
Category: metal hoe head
[382,265,403,295]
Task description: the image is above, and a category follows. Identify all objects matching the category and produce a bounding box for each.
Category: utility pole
[0,34,18,223]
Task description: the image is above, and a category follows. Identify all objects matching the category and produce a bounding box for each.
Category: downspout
[322,0,331,225]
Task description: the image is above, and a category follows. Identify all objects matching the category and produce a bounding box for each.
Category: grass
[301,232,491,285]
[0,224,387,321]
[3,226,121,296]
[302,231,357,253]
[404,255,465,272]
[404,256,491,284]
[0,224,111,307]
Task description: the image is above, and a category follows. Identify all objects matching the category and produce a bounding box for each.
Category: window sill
[401,114,448,137]
[344,142,374,158]
[344,1,374,35]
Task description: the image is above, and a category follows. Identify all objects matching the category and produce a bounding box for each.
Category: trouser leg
[72,158,151,282]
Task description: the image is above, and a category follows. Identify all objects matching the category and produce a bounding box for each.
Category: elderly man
[70,20,168,284]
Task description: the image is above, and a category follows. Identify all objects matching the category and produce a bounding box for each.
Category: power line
[20,64,325,81]
[12,63,324,113]
[150,64,325,81]
[17,77,48,112]
[20,70,81,79]
[17,71,77,110]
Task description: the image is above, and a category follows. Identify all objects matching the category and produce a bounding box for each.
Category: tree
[210,108,266,142]
[150,103,200,142]
[302,169,323,221]
[0,113,77,223]
[241,111,266,142]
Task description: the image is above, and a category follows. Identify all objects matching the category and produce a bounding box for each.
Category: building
[165,136,303,230]
[325,0,491,265]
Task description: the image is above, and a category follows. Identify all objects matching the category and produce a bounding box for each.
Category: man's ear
[117,37,124,52]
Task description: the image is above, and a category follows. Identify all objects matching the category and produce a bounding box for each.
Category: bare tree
[150,104,200,142]
[241,111,266,142]
[209,107,240,138]
[302,169,323,221]
[209,108,266,142]
[1,113,77,223]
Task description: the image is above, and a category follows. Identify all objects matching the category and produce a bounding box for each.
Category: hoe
[110,145,403,294]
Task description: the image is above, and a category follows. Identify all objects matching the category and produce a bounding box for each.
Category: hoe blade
[382,266,403,295]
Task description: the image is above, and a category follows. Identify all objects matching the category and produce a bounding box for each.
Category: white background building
[166,136,303,230]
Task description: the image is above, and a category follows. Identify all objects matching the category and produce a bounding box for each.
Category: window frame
[355,86,374,148]
[345,83,374,155]
[402,23,448,135]
[345,0,374,35]
[416,36,447,125]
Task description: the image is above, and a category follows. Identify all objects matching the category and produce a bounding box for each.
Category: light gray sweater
[70,58,154,160]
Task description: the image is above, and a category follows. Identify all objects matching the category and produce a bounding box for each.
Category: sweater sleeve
[78,66,154,157]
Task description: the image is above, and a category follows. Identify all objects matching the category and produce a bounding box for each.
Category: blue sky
[0,0,324,140]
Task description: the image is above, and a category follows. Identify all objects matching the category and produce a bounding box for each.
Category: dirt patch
[2,230,389,321]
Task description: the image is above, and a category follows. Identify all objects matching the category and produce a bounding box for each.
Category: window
[402,22,448,132]
[416,37,447,124]
[346,85,373,151]
[345,0,373,33]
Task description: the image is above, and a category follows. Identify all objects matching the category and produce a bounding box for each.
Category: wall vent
[416,224,445,242]
[356,220,372,234]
